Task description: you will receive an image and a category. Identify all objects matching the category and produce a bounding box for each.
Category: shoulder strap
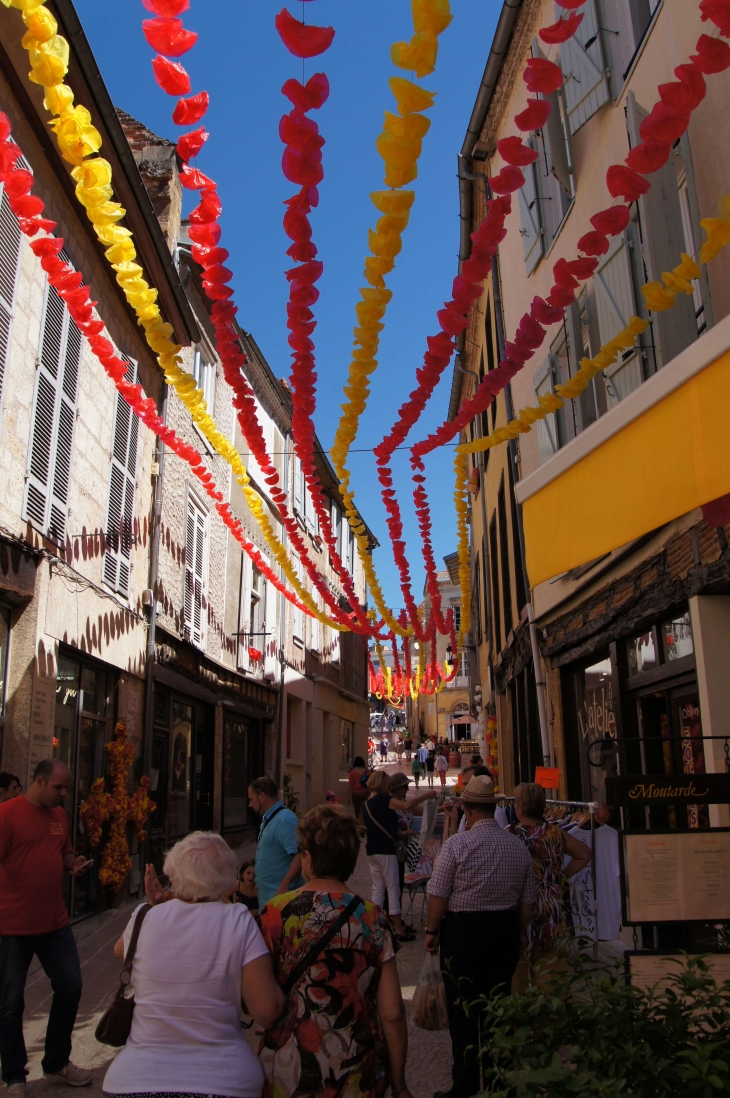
[259,803,286,837]
[362,799,397,849]
[115,903,151,999]
[282,895,361,995]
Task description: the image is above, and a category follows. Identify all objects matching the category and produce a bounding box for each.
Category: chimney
[116,108,182,251]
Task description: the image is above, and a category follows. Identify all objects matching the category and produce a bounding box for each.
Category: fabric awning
[515,320,730,587]
[450,715,476,725]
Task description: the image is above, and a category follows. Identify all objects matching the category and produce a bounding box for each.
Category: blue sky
[74,0,499,612]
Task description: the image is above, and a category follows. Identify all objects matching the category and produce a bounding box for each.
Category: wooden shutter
[0,186,22,408]
[543,88,573,194]
[293,454,303,515]
[518,148,543,276]
[292,555,304,641]
[263,574,278,680]
[560,0,609,133]
[330,500,342,567]
[311,593,320,653]
[184,491,208,649]
[593,233,644,408]
[103,357,139,595]
[626,92,697,368]
[24,266,82,544]
[533,356,560,464]
[237,551,252,671]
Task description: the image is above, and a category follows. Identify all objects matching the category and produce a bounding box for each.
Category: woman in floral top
[258,804,414,1098]
[510,783,592,962]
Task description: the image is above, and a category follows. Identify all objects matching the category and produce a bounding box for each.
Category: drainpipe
[275,434,290,788]
[143,384,167,867]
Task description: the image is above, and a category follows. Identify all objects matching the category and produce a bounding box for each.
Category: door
[193,700,214,830]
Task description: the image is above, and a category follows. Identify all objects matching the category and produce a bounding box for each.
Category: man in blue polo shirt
[248,777,303,908]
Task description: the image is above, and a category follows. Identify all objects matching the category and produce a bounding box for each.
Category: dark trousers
[440,910,520,1098]
[0,926,83,1084]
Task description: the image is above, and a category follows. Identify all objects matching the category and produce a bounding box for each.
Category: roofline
[52,0,200,345]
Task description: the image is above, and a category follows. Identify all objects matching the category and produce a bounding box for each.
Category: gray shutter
[518,150,543,275]
[293,453,303,515]
[533,356,560,464]
[103,357,138,596]
[543,88,573,194]
[24,270,81,545]
[560,0,610,134]
[626,92,697,369]
[593,233,644,408]
[184,492,207,649]
[263,574,278,680]
[0,186,22,408]
[237,551,252,671]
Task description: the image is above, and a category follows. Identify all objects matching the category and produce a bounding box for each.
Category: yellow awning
[519,345,730,588]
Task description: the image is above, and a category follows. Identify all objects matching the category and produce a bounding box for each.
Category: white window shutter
[237,551,252,671]
[593,233,644,408]
[24,273,81,545]
[292,555,304,641]
[559,0,609,134]
[533,356,560,464]
[311,594,320,653]
[184,491,208,649]
[263,575,278,680]
[103,357,138,596]
[518,151,543,276]
[542,88,573,194]
[626,92,697,369]
[0,186,22,408]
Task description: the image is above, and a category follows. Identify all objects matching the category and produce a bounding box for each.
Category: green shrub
[282,772,299,816]
[473,952,730,1097]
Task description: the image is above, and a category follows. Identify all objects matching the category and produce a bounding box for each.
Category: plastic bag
[411,953,449,1030]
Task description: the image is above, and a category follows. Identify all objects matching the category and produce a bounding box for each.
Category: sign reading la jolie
[606,774,730,806]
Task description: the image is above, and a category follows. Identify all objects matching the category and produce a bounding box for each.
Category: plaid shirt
[427,819,536,912]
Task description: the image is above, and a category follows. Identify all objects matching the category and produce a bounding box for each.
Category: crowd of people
[0,752,591,1098]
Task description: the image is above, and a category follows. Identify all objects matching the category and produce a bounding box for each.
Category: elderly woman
[363,770,435,942]
[103,832,285,1098]
[510,782,592,989]
[259,804,414,1098]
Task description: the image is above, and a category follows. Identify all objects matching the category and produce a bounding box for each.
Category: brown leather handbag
[95,903,151,1047]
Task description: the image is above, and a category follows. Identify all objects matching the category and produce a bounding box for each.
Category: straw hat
[461,774,501,804]
[389,772,411,792]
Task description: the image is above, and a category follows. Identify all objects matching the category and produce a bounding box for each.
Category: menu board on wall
[625,831,730,922]
[629,952,730,991]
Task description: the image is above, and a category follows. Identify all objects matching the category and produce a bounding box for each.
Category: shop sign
[606,774,730,805]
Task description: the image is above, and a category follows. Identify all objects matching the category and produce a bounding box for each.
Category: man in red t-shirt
[0,759,92,1094]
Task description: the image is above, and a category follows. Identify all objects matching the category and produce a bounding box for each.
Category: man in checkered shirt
[425,774,535,1098]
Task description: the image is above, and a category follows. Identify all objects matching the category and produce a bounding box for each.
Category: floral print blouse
[510,820,568,953]
[258,889,395,1098]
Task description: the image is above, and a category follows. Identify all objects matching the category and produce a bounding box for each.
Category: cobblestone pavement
[17,831,451,1098]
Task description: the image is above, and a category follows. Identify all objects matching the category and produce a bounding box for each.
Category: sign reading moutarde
[606,774,730,806]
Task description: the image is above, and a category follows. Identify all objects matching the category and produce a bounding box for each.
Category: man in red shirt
[0,758,92,1094]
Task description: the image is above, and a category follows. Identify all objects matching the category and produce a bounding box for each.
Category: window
[103,357,139,597]
[292,555,304,644]
[593,229,649,408]
[601,0,663,95]
[340,719,354,769]
[249,566,265,657]
[484,305,497,432]
[497,479,513,639]
[311,592,320,653]
[183,490,208,650]
[293,454,304,518]
[489,515,502,652]
[192,349,216,414]
[533,117,573,249]
[24,271,82,545]
[566,290,601,428]
[330,501,342,567]
[222,717,262,829]
[559,0,610,133]
[518,142,543,276]
[533,355,563,463]
[474,551,482,646]
[507,461,527,614]
[0,184,22,411]
[0,605,9,751]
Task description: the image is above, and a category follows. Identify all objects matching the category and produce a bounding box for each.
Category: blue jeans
[0,926,82,1084]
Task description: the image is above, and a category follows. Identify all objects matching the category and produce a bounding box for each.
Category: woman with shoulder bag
[102,832,285,1098]
[259,804,415,1098]
[363,771,435,943]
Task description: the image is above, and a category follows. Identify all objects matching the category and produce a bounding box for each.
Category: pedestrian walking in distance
[425,749,436,788]
[248,777,303,908]
[435,751,449,789]
[104,832,284,1098]
[259,804,416,1098]
[0,759,92,1094]
[424,775,536,1098]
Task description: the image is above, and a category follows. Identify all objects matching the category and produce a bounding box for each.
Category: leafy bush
[282,771,299,815]
[474,952,730,1097]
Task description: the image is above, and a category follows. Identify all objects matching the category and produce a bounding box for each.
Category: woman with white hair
[102,831,285,1098]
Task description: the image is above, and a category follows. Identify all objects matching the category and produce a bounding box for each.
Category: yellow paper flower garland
[3,0,346,629]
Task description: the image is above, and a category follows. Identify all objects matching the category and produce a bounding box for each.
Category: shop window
[340,718,354,769]
[562,653,617,802]
[663,611,694,662]
[103,356,139,597]
[0,183,22,409]
[23,268,82,546]
[627,612,693,675]
[183,490,209,650]
[168,700,192,837]
[223,717,262,830]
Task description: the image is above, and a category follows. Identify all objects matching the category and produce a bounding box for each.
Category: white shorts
[367,853,401,916]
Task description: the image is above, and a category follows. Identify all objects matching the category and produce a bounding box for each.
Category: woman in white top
[102,832,284,1098]
[435,751,449,788]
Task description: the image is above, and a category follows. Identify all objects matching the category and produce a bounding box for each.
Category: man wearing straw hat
[424,774,535,1098]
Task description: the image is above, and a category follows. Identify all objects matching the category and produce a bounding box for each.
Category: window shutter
[331,501,342,567]
[533,356,560,464]
[24,271,82,545]
[293,454,303,515]
[292,555,304,641]
[542,88,573,194]
[263,574,278,679]
[0,186,22,407]
[518,150,543,275]
[559,0,609,134]
[103,357,139,595]
[626,92,697,368]
[593,233,644,407]
[184,492,208,649]
[237,551,252,671]
[311,594,320,653]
